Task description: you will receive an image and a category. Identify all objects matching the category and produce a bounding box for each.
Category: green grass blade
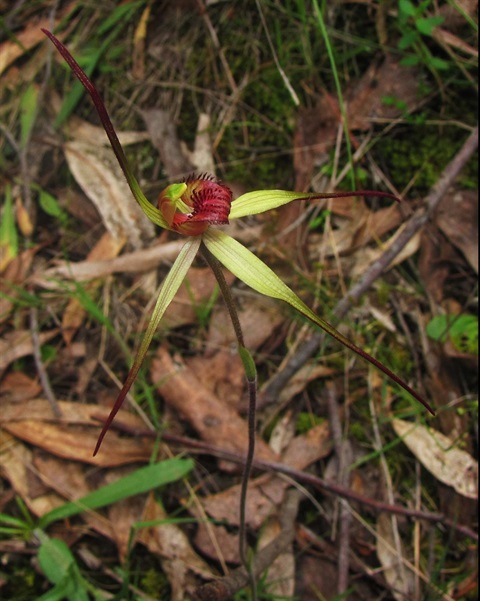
[39,458,194,528]
[311,0,355,188]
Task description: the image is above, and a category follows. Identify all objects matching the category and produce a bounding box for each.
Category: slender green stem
[201,243,257,599]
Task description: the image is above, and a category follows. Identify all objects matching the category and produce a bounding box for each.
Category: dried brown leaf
[206,296,285,353]
[188,351,244,408]
[161,267,235,331]
[151,347,277,463]
[0,8,73,76]
[350,225,421,279]
[0,247,39,324]
[201,421,331,529]
[103,467,147,559]
[257,517,295,596]
[0,372,42,402]
[392,418,478,499]
[0,329,59,371]
[0,399,142,427]
[2,420,153,467]
[62,232,125,345]
[64,141,154,248]
[194,520,238,566]
[1,400,154,466]
[376,513,415,601]
[347,55,422,130]
[139,493,213,579]
[0,431,64,517]
[435,189,478,273]
[276,363,336,407]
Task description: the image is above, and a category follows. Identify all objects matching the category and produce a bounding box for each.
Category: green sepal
[204,229,434,415]
[94,236,201,454]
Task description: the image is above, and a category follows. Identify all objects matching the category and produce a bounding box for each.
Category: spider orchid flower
[43,30,434,455]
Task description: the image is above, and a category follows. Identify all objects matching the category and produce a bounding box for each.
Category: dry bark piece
[33,240,186,288]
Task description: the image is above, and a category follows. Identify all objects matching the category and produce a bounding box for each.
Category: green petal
[203,229,434,415]
[94,236,201,454]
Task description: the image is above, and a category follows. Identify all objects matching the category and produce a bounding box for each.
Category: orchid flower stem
[201,244,257,598]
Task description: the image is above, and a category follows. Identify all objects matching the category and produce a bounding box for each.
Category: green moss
[375,123,478,195]
[296,412,325,434]
[140,568,170,597]
[2,565,42,600]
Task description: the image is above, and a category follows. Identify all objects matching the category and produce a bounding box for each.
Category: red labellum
[159,174,232,235]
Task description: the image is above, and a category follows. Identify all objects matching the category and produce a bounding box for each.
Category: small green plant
[35,186,70,228]
[426,314,478,355]
[0,497,35,540]
[396,0,448,71]
[1,459,193,600]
